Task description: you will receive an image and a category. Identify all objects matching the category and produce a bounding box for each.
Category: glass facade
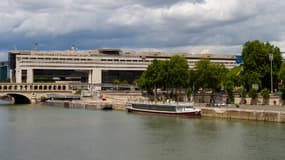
[102,70,143,84]
[0,66,8,81]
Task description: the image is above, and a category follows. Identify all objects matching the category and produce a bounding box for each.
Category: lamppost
[269,53,274,94]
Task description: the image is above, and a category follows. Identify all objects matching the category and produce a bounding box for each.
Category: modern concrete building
[8,49,239,85]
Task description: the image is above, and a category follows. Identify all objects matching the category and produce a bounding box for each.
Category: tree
[137,59,169,100]
[242,40,282,91]
[248,88,258,105]
[193,59,212,91]
[137,56,190,101]
[225,66,243,87]
[168,55,189,100]
[241,71,261,91]
[224,80,234,103]
[279,86,285,105]
[121,80,129,84]
[192,59,228,102]
[278,63,285,104]
[211,63,228,91]
[193,59,228,92]
[260,88,270,105]
[113,79,120,90]
[236,87,247,104]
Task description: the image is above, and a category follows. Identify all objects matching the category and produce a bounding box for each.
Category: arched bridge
[0,83,73,104]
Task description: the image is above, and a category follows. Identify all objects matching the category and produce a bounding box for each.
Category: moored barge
[126,101,201,117]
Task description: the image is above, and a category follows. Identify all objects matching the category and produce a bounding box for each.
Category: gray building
[8,49,239,89]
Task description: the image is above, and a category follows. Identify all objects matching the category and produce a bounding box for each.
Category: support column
[15,69,22,83]
[88,70,92,84]
[26,68,34,83]
[9,69,13,82]
[91,68,102,91]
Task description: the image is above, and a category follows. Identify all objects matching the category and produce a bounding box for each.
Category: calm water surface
[0,104,285,160]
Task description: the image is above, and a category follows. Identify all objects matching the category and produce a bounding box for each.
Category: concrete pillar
[26,68,34,83]
[92,68,102,91]
[9,69,13,82]
[15,69,22,83]
[88,70,92,84]
[65,84,70,91]
[91,68,102,84]
[31,93,36,104]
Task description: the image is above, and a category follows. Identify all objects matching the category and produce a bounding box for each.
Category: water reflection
[0,104,285,160]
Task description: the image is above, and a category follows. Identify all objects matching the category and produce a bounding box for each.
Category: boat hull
[127,107,201,117]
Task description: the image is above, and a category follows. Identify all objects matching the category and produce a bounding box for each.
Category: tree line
[137,55,228,102]
[137,40,285,104]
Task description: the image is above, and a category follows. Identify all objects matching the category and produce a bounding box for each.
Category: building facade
[9,49,239,86]
[0,61,9,82]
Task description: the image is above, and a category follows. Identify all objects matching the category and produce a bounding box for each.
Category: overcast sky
[0,0,285,61]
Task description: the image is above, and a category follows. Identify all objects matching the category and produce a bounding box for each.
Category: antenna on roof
[13,45,17,50]
[34,42,39,51]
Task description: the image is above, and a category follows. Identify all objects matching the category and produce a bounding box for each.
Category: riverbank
[45,92,143,111]
[200,107,285,123]
[44,93,285,123]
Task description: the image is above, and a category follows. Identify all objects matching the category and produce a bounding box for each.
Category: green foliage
[193,59,228,92]
[225,66,242,86]
[241,72,261,90]
[236,87,247,98]
[75,89,82,94]
[168,55,189,89]
[242,40,282,91]
[224,80,234,100]
[132,79,139,86]
[137,59,166,91]
[121,80,129,84]
[34,77,54,82]
[279,86,285,102]
[260,88,270,99]
[248,88,258,105]
[113,79,120,85]
[137,56,189,100]
[248,88,258,99]
[279,63,285,101]
[137,40,283,105]
[279,63,285,83]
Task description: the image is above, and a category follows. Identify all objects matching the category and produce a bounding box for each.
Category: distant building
[8,49,239,86]
[0,61,9,82]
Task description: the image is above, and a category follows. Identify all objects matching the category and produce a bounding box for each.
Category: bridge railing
[0,83,140,92]
[0,83,71,92]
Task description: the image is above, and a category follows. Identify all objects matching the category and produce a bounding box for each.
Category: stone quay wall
[200,107,285,123]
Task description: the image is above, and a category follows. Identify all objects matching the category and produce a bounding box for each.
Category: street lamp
[269,53,274,94]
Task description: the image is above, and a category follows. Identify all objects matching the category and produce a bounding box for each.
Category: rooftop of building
[9,49,237,59]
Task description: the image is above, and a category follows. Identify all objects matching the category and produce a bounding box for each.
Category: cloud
[0,50,8,61]
[0,0,285,61]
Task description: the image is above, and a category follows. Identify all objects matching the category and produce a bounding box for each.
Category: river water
[0,104,285,160]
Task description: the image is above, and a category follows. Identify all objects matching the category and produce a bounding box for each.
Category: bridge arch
[6,93,31,104]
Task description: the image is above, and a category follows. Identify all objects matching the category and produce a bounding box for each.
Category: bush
[249,88,258,99]
[249,88,258,105]
[260,88,270,99]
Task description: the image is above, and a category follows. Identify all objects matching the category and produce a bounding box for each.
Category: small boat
[126,101,201,117]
